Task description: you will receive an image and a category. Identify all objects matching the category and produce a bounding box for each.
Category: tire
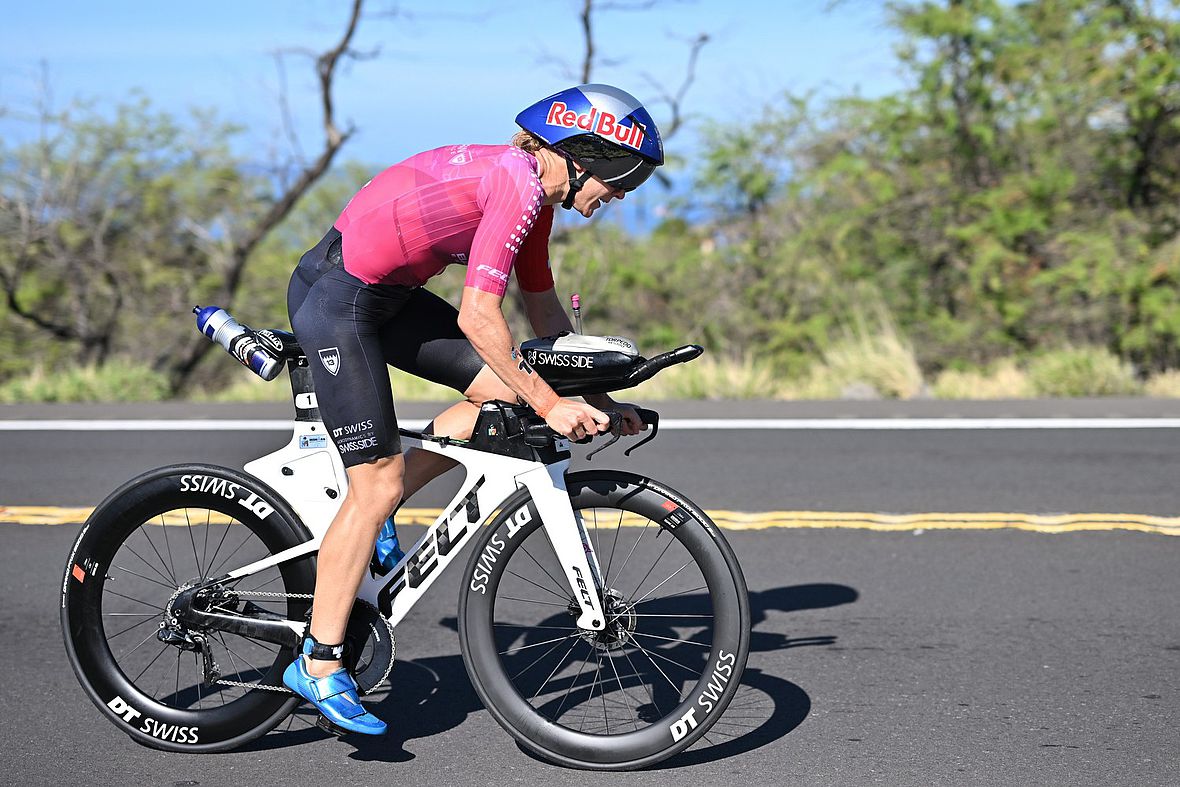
[60,464,317,752]
[459,470,750,770]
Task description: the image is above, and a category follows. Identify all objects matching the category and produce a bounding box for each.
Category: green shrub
[932,360,1035,399]
[1145,370,1180,398]
[0,360,172,403]
[1026,347,1141,397]
[631,353,783,400]
[194,365,461,403]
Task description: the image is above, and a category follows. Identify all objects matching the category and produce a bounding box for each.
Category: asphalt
[2,401,1178,785]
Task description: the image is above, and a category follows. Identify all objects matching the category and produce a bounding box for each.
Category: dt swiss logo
[546,102,646,151]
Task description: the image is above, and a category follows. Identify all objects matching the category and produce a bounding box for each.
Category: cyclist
[283,84,664,734]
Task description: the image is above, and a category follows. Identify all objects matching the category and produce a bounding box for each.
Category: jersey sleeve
[515,205,555,293]
[467,152,546,297]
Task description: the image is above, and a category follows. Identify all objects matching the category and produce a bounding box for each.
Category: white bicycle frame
[224,410,608,635]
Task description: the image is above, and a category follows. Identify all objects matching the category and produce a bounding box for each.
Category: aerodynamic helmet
[516,84,664,208]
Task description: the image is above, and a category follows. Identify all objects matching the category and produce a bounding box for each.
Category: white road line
[2,418,1180,431]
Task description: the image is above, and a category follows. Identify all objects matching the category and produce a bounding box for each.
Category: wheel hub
[573,589,636,652]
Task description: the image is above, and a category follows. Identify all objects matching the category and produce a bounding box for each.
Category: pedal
[315,716,353,737]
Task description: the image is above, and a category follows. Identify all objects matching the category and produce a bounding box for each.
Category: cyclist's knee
[464,365,515,407]
[345,455,405,518]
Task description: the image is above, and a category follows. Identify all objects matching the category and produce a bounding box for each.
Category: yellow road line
[2,506,1177,535]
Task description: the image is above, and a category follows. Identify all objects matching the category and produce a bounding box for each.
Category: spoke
[554,644,595,720]
[157,517,179,583]
[106,615,158,640]
[631,630,711,648]
[132,645,169,684]
[185,508,203,578]
[194,652,203,709]
[631,560,693,606]
[174,649,181,705]
[634,584,708,605]
[206,520,236,581]
[518,544,569,598]
[604,652,643,731]
[218,633,270,683]
[596,654,609,734]
[123,538,179,587]
[510,632,575,682]
[631,613,714,618]
[608,516,653,588]
[631,639,684,698]
[504,569,569,602]
[119,628,162,661]
[621,646,663,717]
[499,633,579,656]
[499,595,569,608]
[104,588,166,611]
[494,624,575,632]
[581,653,605,733]
[113,564,178,591]
[529,638,580,699]
[634,642,705,677]
[628,534,675,601]
[602,508,625,584]
[201,508,213,580]
[103,611,162,617]
[208,530,255,578]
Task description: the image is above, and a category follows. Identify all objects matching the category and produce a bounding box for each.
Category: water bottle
[193,305,282,381]
[374,517,404,572]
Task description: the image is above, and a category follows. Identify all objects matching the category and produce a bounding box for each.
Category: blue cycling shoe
[282,635,387,736]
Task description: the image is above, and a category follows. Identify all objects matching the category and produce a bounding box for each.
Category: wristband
[535,391,561,418]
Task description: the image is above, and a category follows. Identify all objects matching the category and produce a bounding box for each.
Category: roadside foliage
[2,0,1179,400]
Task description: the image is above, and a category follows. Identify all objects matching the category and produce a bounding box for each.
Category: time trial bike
[60,313,751,770]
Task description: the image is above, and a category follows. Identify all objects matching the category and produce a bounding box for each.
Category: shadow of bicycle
[244,582,857,767]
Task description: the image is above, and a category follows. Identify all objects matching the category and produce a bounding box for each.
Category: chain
[200,592,393,695]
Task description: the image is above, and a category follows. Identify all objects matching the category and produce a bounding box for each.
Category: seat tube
[517,462,606,631]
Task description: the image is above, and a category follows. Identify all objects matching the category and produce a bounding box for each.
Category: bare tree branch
[166,0,370,390]
[641,31,708,140]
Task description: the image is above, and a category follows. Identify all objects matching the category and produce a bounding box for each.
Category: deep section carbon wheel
[459,470,751,770]
[61,464,316,752]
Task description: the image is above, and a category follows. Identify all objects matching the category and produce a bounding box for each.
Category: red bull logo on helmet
[545,102,646,151]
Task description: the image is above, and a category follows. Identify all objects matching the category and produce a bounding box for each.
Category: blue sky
[1,0,905,170]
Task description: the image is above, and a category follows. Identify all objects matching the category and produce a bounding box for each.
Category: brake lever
[624,408,660,456]
[585,411,624,462]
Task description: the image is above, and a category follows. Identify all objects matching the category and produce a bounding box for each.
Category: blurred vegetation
[3,0,1180,402]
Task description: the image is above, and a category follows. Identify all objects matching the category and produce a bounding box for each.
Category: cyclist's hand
[610,401,646,436]
[585,395,646,436]
[545,399,611,442]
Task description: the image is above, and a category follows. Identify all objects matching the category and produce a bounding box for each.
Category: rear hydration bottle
[194,305,282,381]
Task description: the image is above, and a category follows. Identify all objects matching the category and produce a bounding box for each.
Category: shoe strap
[309,668,361,704]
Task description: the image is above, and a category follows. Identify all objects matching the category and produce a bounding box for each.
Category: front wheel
[459,470,751,770]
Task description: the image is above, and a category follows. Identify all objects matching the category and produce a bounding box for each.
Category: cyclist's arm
[520,287,646,435]
[458,286,608,436]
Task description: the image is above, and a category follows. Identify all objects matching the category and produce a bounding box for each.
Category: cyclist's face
[572,175,626,218]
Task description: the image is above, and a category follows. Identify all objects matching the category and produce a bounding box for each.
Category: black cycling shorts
[287,228,486,467]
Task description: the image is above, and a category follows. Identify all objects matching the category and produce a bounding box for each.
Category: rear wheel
[60,464,316,752]
[459,470,750,770]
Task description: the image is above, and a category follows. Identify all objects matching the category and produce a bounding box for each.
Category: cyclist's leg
[380,287,516,500]
[289,263,412,682]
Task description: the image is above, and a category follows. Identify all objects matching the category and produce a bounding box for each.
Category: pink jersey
[334,144,555,297]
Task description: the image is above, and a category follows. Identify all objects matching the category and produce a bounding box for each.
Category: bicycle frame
[227,405,609,635]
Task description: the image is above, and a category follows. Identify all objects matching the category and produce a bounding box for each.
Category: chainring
[342,599,396,695]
